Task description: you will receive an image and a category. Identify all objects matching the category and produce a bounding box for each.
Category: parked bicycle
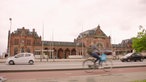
[82,53,113,72]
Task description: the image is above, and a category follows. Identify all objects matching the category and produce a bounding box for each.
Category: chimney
[33,28,35,32]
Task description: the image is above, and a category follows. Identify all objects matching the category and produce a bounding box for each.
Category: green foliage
[131,79,146,82]
[132,26,146,52]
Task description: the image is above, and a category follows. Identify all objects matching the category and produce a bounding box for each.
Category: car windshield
[124,53,133,57]
[15,54,24,58]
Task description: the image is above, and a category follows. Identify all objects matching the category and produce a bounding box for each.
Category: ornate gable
[12,27,40,38]
[77,25,107,39]
[94,25,107,38]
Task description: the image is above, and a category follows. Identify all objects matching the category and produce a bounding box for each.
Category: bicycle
[82,54,113,72]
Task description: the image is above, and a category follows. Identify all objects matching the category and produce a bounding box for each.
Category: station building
[7,25,112,59]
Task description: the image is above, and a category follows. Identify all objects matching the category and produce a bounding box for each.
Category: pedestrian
[112,51,116,60]
[5,54,8,58]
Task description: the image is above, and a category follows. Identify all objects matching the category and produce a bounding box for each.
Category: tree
[132,25,146,52]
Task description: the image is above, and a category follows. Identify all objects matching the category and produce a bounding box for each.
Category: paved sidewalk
[4,71,146,82]
[0,59,146,72]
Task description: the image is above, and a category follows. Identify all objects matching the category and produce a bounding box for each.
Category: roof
[12,27,40,38]
[43,41,84,47]
[77,25,107,39]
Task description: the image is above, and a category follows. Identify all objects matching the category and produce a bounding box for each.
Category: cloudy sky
[0,0,146,53]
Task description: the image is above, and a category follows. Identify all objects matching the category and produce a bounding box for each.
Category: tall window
[14,39,19,45]
[27,39,31,45]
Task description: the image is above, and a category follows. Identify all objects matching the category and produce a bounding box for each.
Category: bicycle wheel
[82,59,96,72]
[100,59,113,72]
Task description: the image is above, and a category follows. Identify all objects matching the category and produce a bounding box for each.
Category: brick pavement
[3,72,146,82]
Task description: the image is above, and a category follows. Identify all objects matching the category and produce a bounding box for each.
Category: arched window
[21,47,24,52]
[96,43,103,50]
[71,49,76,55]
[27,48,30,53]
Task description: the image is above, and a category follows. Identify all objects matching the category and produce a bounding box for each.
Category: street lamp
[9,18,12,57]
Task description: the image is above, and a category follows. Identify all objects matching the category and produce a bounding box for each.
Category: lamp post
[41,23,44,62]
[52,30,55,62]
[9,18,12,57]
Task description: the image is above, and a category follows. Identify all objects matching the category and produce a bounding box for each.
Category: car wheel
[29,60,34,65]
[139,59,143,62]
[127,59,131,62]
[141,58,144,62]
[9,60,14,65]
[122,60,125,62]
[120,60,124,62]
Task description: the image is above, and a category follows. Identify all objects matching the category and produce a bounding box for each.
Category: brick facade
[75,25,112,54]
[8,25,112,59]
[8,27,42,56]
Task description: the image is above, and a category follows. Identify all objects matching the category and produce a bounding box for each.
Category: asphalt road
[0,60,146,72]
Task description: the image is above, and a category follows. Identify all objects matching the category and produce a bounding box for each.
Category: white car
[6,53,35,65]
